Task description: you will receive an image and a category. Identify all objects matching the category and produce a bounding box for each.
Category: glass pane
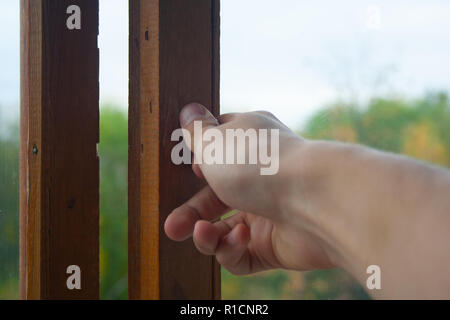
[221,0,450,299]
[3,0,450,301]
[0,1,20,300]
[99,0,129,300]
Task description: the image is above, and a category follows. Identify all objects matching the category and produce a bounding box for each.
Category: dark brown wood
[20,0,99,299]
[129,0,221,299]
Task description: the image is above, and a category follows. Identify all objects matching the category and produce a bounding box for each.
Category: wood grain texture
[20,0,99,299]
[129,0,221,299]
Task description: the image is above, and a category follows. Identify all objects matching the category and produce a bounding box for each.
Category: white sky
[1,0,450,129]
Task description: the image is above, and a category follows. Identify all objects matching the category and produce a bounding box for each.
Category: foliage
[98,107,128,299]
[303,92,450,168]
[0,120,19,299]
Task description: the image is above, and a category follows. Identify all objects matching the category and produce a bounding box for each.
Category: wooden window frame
[20,0,100,300]
[128,0,221,300]
[20,0,220,300]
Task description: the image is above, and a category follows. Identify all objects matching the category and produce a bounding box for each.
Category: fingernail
[180,103,207,127]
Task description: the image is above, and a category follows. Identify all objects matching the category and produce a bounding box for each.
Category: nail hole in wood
[68,198,76,209]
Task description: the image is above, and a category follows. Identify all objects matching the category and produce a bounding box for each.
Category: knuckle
[255,110,275,118]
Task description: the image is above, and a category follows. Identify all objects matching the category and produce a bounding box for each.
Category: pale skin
[164,102,450,299]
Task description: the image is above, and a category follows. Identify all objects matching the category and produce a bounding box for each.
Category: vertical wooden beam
[129,0,221,299]
[20,0,99,299]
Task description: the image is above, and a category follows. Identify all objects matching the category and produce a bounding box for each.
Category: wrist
[279,139,350,269]
[279,139,324,222]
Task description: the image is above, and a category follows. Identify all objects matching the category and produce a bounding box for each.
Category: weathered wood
[20,0,99,299]
[129,0,221,299]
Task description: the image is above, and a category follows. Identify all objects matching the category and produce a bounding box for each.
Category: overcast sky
[1,0,450,128]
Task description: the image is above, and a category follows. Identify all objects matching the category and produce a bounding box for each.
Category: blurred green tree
[98,106,128,299]
[0,120,19,299]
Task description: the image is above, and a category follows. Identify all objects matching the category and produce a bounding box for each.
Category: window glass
[0,1,20,300]
[220,0,450,299]
[2,0,450,300]
[99,0,129,300]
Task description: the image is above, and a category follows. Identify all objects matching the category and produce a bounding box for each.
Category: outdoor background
[1,0,450,299]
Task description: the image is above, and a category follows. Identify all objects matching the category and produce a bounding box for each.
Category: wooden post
[20,0,99,299]
[129,0,221,299]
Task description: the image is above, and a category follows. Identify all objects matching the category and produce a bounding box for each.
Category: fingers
[215,223,251,274]
[192,220,224,255]
[180,105,240,179]
[192,211,246,255]
[179,103,245,150]
[164,186,230,241]
[192,163,205,179]
[168,202,252,274]
[180,103,219,153]
[192,215,251,275]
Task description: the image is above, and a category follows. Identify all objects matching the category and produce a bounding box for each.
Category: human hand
[164,103,335,275]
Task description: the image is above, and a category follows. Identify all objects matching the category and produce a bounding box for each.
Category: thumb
[179,102,219,156]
